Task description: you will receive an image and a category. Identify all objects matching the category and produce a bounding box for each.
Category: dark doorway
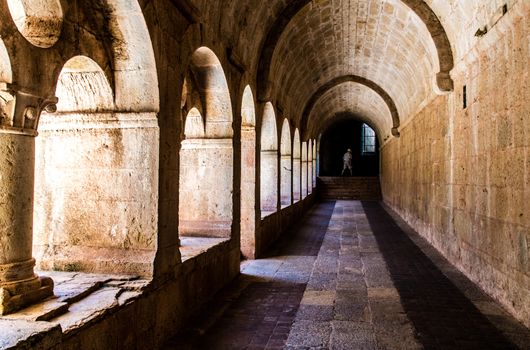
[319,119,379,176]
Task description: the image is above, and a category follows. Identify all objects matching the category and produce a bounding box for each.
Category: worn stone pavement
[164,201,530,350]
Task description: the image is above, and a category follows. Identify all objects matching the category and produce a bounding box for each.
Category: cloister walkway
[165,201,530,349]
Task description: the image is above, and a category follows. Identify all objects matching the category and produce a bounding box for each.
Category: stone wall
[381,5,530,327]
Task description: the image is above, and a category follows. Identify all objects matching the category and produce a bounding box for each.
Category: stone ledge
[0,272,148,349]
[179,237,230,263]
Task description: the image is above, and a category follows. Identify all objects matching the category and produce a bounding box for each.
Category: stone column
[312,140,317,188]
[301,142,308,198]
[0,86,56,315]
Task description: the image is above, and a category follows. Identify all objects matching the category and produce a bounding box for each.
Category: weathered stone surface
[0,0,528,348]
[381,0,530,327]
[0,319,62,350]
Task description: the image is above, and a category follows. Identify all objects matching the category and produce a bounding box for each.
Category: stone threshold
[0,271,148,350]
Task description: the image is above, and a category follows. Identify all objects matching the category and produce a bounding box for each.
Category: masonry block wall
[381,4,530,327]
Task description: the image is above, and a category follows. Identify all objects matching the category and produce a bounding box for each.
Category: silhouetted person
[341,149,352,175]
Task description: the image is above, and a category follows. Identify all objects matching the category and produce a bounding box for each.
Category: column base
[0,260,54,315]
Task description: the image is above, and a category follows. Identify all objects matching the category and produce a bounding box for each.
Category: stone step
[317,176,382,200]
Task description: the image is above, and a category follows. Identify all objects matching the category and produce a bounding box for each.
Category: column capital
[0,84,57,137]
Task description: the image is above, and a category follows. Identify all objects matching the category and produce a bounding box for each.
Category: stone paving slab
[163,200,530,349]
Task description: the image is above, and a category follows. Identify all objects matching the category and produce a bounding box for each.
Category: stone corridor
[165,201,530,350]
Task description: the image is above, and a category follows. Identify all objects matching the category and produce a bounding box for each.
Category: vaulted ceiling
[193,0,498,140]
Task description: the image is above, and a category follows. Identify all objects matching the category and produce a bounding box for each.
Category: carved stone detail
[0,84,57,136]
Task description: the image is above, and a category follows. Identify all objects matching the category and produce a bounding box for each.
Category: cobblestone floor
[164,201,530,350]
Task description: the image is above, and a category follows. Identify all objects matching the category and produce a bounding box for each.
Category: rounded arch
[319,117,381,177]
[260,102,278,151]
[257,0,454,100]
[183,107,205,139]
[293,129,301,159]
[53,55,114,113]
[34,52,159,276]
[301,141,308,198]
[260,102,278,214]
[280,118,292,206]
[0,39,13,119]
[280,118,291,156]
[318,112,385,147]
[292,128,301,201]
[306,82,391,144]
[311,139,317,188]
[301,75,400,138]
[108,0,159,112]
[241,85,256,127]
[307,139,313,193]
[7,0,63,48]
[0,39,12,84]
[190,47,233,138]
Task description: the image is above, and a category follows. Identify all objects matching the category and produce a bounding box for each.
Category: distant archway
[179,47,233,239]
[293,129,301,202]
[301,141,308,198]
[319,119,380,177]
[307,140,313,194]
[312,139,317,188]
[280,119,292,206]
[260,102,278,216]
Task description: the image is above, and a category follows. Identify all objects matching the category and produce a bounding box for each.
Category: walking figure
[342,149,353,175]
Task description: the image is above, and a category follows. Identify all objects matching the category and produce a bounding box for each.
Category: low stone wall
[258,193,316,257]
[3,195,320,349]
[3,240,240,350]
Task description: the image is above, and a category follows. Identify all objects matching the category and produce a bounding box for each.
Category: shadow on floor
[264,201,336,257]
[163,202,335,349]
[362,201,519,349]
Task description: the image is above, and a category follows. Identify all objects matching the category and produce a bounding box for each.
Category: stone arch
[301,141,308,198]
[0,39,12,84]
[319,116,381,177]
[240,85,257,259]
[257,0,454,101]
[292,128,301,202]
[319,112,385,146]
[280,118,292,206]
[7,0,63,48]
[53,56,114,113]
[34,55,159,277]
[307,140,313,194]
[179,47,234,239]
[311,139,317,188]
[189,47,233,138]
[183,107,205,139]
[260,102,278,215]
[106,0,159,112]
[0,39,13,119]
[301,75,401,138]
[242,85,256,127]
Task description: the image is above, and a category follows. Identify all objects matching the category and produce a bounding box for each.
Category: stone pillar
[301,142,308,198]
[0,86,56,315]
[312,141,317,188]
[308,142,313,194]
